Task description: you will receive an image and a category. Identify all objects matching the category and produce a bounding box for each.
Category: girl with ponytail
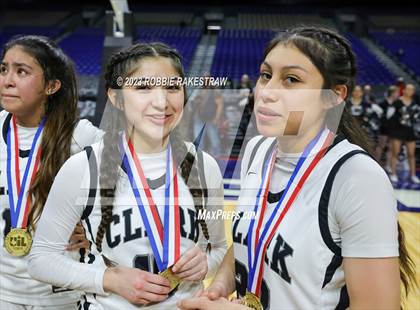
[29,42,227,309]
[0,35,102,309]
[178,26,415,310]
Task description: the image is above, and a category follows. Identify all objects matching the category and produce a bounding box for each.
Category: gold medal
[242,291,263,310]
[159,267,181,292]
[4,228,32,257]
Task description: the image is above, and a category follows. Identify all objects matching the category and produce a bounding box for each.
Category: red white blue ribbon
[6,115,45,229]
[120,132,180,271]
[247,128,334,296]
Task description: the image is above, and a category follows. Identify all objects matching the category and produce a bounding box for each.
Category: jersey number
[133,254,159,274]
[235,259,270,309]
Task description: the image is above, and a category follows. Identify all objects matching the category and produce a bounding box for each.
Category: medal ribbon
[6,115,45,229]
[121,132,180,271]
[247,128,334,296]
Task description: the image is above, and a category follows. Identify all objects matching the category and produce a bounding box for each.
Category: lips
[256,106,281,122]
[146,114,173,125]
[1,94,19,99]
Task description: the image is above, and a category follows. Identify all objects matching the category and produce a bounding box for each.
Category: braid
[105,51,134,90]
[320,30,357,77]
[95,104,124,255]
[100,42,211,261]
[170,130,212,253]
[95,50,131,256]
[104,43,183,90]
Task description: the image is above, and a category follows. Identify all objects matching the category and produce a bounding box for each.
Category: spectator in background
[237,74,253,92]
[348,85,382,139]
[237,74,253,108]
[375,85,400,169]
[388,84,419,184]
[193,74,224,157]
[236,74,256,140]
[363,84,376,104]
[396,76,405,96]
[224,78,234,89]
[347,85,371,131]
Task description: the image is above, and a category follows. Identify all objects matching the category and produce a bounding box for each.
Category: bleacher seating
[59,27,104,76]
[368,15,420,30]
[211,29,275,81]
[237,13,335,30]
[1,11,70,27]
[0,26,63,48]
[371,31,420,77]
[136,26,201,70]
[346,33,396,85]
[134,13,194,26]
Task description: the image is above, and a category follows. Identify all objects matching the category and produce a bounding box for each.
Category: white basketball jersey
[77,142,224,310]
[0,110,102,306]
[233,135,370,310]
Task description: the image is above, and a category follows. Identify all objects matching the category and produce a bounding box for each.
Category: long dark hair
[96,42,211,256]
[264,26,415,295]
[1,35,78,232]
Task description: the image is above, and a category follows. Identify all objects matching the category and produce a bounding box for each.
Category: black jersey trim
[146,174,166,190]
[247,134,344,180]
[326,134,345,154]
[81,146,98,220]
[82,295,91,310]
[335,285,350,310]
[2,112,30,158]
[196,146,208,205]
[261,140,278,175]
[318,149,369,256]
[267,190,285,204]
[120,163,166,189]
[81,147,98,249]
[246,136,267,174]
[81,143,208,214]
[322,254,343,288]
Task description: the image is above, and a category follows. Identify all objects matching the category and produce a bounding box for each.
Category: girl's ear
[107,88,123,110]
[45,79,61,95]
[334,84,348,105]
[324,85,348,109]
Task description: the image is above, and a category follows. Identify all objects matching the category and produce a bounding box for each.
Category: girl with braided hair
[178,26,415,310]
[28,42,227,309]
[0,35,102,309]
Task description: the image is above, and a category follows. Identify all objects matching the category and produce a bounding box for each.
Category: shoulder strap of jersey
[246,136,267,174]
[195,145,208,205]
[81,146,98,220]
[246,137,277,176]
[318,149,370,256]
[2,112,12,144]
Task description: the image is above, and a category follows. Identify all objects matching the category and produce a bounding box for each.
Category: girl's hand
[103,266,171,305]
[66,222,89,251]
[172,246,208,281]
[177,296,251,310]
[194,280,230,299]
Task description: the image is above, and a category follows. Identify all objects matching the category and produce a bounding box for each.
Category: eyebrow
[1,62,33,70]
[261,61,308,73]
[261,61,272,70]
